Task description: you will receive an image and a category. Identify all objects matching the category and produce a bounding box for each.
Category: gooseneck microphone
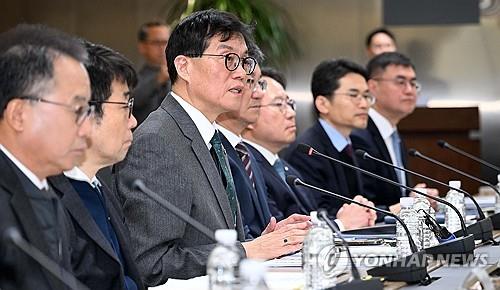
[296,144,476,265]
[287,176,430,284]
[437,140,500,173]
[131,179,216,242]
[3,227,90,290]
[317,209,384,290]
[355,149,494,243]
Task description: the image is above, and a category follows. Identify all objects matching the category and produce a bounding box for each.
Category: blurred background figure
[365,27,397,59]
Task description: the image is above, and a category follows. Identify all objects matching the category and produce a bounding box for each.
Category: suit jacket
[0,150,75,290]
[247,144,316,220]
[283,121,364,216]
[48,174,145,290]
[219,133,271,238]
[113,94,245,285]
[351,117,411,208]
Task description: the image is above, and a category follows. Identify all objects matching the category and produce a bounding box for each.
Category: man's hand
[336,195,376,230]
[412,183,439,210]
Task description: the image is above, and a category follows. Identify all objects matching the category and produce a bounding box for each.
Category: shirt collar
[171,91,216,148]
[369,108,396,139]
[244,139,279,165]
[64,167,100,187]
[216,124,242,148]
[0,144,49,191]
[318,118,350,152]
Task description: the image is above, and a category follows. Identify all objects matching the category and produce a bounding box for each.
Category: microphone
[316,209,384,290]
[296,144,475,264]
[287,176,430,284]
[3,227,90,290]
[437,140,500,173]
[409,149,500,231]
[130,179,216,242]
[355,149,494,243]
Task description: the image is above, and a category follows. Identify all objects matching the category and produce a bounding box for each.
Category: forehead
[337,73,368,90]
[146,26,170,39]
[371,33,394,45]
[205,33,247,53]
[50,55,90,103]
[262,76,285,100]
[108,79,130,101]
[381,64,416,78]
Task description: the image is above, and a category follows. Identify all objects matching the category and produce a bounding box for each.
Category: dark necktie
[235,142,255,188]
[210,131,238,226]
[343,143,353,158]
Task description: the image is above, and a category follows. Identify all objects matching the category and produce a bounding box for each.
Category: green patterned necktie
[210,130,238,227]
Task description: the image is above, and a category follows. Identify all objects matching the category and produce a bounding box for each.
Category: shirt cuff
[333,218,345,231]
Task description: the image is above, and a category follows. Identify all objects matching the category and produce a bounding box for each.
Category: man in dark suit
[0,24,93,290]
[48,42,144,290]
[243,67,376,230]
[113,10,309,285]
[284,59,378,218]
[351,52,438,212]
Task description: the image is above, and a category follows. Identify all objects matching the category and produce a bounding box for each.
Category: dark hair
[311,59,368,116]
[137,21,168,42]
[166,9,255,83]
[84,41,137,120]
[367,52,415,78]
[365,27,396,48]
[247,40,265,65]
[261,67,287,89]
[0,24,88,118]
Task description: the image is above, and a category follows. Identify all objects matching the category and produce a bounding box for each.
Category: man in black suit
[351,52,438,212]
[244,67,375,230]
[48,42,144,290]
[283,59,378,219]
[0,24,93,290]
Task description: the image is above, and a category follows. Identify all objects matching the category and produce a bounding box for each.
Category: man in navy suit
[48,42,144,290]
[351,52,438,212]
[283,59,378,219]
[243,67,375,230]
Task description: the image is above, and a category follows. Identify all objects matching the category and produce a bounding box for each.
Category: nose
[285,105,296,119]
[77,115,92,138]
[129,114,138,130]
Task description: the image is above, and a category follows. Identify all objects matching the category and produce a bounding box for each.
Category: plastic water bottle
[239,259,269,290]
[495,174,500,214]
[207,229,241,290]
[413,189,439,249]
[302,211,336,290]
[396,197,419,258]
[445,180,465,233]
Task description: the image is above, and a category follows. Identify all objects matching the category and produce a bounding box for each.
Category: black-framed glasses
[90,98,135,118]
[246,78,267,92]
[372,77,422,92]
[187,53,257,75]
[260,98,296,113]
[19,95,94,125]
[334,91,376,106]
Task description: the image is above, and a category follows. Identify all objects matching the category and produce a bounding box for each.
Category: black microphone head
[296,143,314,156]
[286,175,300,187]
[408,148,419,157]
[354,149,368,160]
[437,140,448,148]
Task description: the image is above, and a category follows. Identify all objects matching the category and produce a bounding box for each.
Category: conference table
[153,231,499,290]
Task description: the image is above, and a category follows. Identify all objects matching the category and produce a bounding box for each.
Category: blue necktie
[273,159,287,182]
[391,130,406,188]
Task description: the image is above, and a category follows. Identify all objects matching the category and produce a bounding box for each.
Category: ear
[174,55,190,82]
[314,95,330,115]
[3,99,27,132]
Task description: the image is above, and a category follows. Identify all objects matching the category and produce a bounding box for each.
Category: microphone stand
[356,149,494,244]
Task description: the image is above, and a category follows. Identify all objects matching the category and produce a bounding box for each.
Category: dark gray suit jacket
[113,94,245,286]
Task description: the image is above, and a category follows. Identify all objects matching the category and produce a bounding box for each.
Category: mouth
[229,87,243,94]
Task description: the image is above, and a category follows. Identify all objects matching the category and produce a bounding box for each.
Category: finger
[262,217,277,235]
[414,183,426,188]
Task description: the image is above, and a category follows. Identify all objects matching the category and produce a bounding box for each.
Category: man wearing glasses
[48,42,143,290]
[0,24,92,290]
[351,52,438,213]
[244,67,375,230]
[284,59,378,224]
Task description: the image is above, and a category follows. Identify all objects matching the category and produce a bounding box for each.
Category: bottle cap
[497,174,500,184]
[449,180,461,189]
[240,259,267,279]
[214,229,237,245]
[310,211,319,224]
[400,197,415,208]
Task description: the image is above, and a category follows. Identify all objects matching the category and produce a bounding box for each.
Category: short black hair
[261,67,287,89]
[166,9,255,83]
[137,20,168,42]
[365,27,396,48]
[84,41,137,120]
[247,40,265,65]
[311,59,368,116]
[0,24,88,118]
[367,52,415,78]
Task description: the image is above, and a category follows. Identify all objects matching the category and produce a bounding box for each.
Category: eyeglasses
[334,91,376,106]
[260,98,296,113]
[19,95,94,125]
[187,53,257,75]
[246,78,267,92]
[372,77,422,92]
[90,98,135,118]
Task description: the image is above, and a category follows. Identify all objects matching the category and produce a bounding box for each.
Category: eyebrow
[395,75,417,81]
[72,95,89,104]
[217,44,248,55]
